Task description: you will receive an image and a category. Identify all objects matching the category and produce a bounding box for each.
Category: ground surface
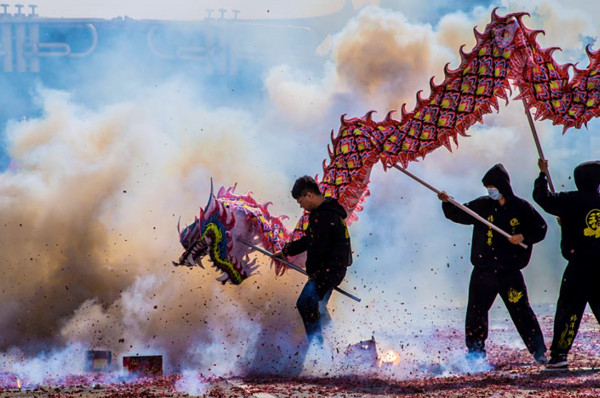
[1,314,599,397]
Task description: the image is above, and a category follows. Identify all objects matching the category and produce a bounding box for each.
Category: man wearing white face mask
[438,164,548,364]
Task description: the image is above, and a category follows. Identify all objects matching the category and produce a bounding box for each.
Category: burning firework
[378,349,401,367]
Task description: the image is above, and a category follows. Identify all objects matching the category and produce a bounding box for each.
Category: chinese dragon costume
[176,9,600,285]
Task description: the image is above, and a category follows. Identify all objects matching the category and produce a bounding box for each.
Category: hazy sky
[24,0,361,20]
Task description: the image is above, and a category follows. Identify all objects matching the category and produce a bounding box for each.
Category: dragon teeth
[184,256,195,266]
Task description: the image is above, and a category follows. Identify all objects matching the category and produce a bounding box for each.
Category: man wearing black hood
[273,175,352,345]
[533,159,600,369]
[439,164,548,364]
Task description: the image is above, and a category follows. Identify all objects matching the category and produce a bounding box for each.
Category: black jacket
[533,161,600,261]
[284,197,352,279]
[442,164,547,270]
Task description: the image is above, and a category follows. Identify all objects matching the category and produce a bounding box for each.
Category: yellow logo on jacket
[486,215,494,246]
[509,218,520,234]
[508,288,523,303]
[584,209,600,238]
[341,217,349,239]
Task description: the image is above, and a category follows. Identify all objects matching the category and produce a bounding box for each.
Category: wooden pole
[521,99,556,193]
[512,15,556,194]
[238,239,362,303]
[394,165,528,249]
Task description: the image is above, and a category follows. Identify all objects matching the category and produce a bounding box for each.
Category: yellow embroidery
[583,209,600,238]
[486,215,494,246]
[510,218,520,234]
[508,288,523,303]
[558,314,578,350]
[341,217,349,239]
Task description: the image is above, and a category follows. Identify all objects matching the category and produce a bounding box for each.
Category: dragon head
[176,183,270,285]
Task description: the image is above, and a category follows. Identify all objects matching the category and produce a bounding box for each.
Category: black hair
[291,175,321,199]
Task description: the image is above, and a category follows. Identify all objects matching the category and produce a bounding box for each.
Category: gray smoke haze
[1,0,599,382]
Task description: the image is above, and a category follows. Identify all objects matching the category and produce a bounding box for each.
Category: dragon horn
[207,178,215,207]
[203,177,218,216]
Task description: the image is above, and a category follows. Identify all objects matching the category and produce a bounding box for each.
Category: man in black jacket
[438,164,548,364]
[533,159,600,369]
[274,176,352,345]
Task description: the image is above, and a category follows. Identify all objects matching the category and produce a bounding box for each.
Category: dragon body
[178,9,600,284]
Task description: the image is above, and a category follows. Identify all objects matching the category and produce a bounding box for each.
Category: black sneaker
[546,354,568,369]
[533,351,548,364]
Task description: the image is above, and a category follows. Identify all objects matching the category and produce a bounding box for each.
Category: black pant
[466,267,546,355]
[296,268,346,344]
[550,258,600,357]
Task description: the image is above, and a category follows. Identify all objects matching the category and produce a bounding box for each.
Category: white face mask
[487,187,502,201]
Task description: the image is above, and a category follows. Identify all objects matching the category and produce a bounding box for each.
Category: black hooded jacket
[284,197,352,279]
[442,164,547,270]
[533,161,600,261]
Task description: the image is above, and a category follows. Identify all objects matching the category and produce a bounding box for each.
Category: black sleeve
[522,201,547,245]
[533,172,563,216]
[284,235,308,256]
[442,199,480,225]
